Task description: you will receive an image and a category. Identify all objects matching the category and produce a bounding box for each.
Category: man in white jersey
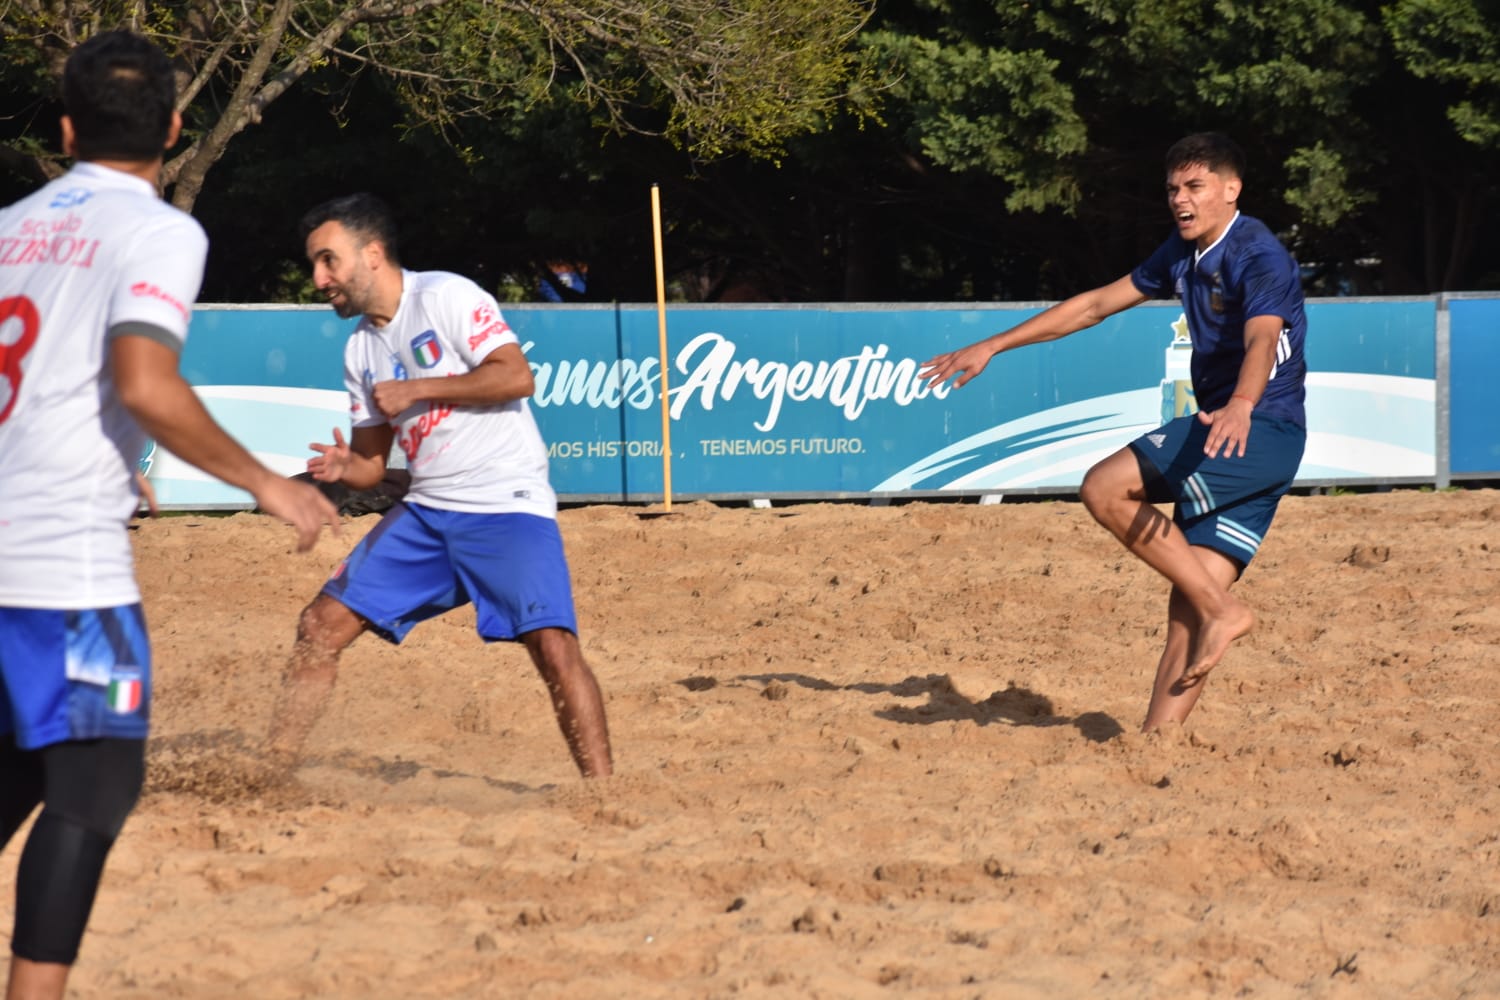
[265,193,613,780]
[0,30,338,1000]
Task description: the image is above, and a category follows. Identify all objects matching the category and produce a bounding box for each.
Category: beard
[326,275,374,319]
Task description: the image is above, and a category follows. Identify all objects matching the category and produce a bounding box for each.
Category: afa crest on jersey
[411,330,443,369]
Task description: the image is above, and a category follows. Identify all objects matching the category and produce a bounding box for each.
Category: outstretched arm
[112,334,339,551]
[921,274,1149,389]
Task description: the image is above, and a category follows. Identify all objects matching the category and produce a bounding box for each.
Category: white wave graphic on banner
[872,374,1435,492]
[142,386,348,507]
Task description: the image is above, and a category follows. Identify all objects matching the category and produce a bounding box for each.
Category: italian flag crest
[411,330,443,368]
[108,669,144,714]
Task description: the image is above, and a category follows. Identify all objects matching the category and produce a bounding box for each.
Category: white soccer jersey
[0,163,207,608]
[345,270,557,517]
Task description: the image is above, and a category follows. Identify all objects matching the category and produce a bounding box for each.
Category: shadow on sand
[703,672,1124,743]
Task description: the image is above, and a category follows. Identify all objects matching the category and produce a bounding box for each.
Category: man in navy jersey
[921,133,1306,731]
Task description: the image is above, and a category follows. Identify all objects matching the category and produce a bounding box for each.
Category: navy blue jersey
[1132,214,1307,427]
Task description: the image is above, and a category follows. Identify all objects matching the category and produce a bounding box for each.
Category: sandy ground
[6,488,1500,998]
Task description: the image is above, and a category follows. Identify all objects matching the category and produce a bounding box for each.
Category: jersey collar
[68,161,159,198]
[1193,210,1241,267]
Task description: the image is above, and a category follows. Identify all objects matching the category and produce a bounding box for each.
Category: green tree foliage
[664,0,1499,297]
[0,0,875,211]
[1386,0,1500,147]
[6,0,1498,299]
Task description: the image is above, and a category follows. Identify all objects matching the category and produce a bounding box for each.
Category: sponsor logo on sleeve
[469,301,510,350]
[130,281,190,323]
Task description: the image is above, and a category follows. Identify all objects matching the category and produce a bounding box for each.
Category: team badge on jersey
[411,330,443,369]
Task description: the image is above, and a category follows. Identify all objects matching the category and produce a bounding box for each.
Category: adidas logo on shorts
[1148,434,1167,448]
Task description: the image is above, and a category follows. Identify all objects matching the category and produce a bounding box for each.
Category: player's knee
[524,628,585,677]
[43,739,144,839]
[1078,465,1112,519]
[296,597,360,654]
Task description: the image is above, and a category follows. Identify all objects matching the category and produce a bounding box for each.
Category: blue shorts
[0,605,152,750]
[1129,414,1306,570]
[322,503,579,644]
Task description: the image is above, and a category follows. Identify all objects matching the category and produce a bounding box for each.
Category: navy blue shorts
[0,605,152,750]
[321,502,579,644]
[1128,414,1306,570]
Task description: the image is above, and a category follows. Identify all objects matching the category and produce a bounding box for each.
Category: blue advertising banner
[140,307,351,505]
[1298,298,1435,483]
[531,303,1167,499]
[143,297,1464,508]
[1449,297,1500,476]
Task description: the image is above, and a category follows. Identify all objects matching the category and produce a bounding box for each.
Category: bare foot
[1181,597,1255,686]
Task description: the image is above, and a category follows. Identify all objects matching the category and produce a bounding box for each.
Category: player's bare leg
[521,627,612,778]
[1141,544,1242,730]
[7,956,68,1000]
[1142,585,1198,732]
[265,594,366,773]
[1080,448,1254,681]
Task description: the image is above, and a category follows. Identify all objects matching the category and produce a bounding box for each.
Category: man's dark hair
[299,193,402,266]
[1165,132,1246,180]
[62,30,178,162]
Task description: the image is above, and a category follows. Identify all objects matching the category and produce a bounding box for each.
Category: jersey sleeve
[106,210,207,349]
[343,334,384,428]
[1130,236,1180,298]
[439,278,518,369]
[1236,243,1301,325]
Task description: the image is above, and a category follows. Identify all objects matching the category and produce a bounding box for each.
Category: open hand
[1198,397,1253,458]
[253,476,340,552]
[308,427,353,483]
[920,343,994,390]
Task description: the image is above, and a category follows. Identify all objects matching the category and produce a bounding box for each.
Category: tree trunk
[166,0,296,212]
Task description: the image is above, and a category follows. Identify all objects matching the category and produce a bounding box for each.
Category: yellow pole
[651,183,673,511]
